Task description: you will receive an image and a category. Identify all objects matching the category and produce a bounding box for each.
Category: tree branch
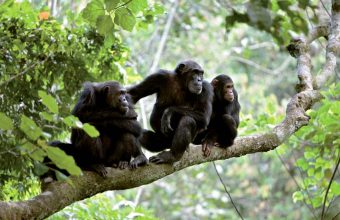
[0,89,323,219]
[0,57,49,87]
[315,0,340,88]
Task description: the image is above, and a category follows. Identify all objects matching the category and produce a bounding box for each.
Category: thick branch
[315,0,340,89]
[287,38,313,91]
[307,24,330,44]
[0,89,323,220]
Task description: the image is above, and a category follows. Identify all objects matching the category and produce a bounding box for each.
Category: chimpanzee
[194,74,240,156]
[128,60,213,164]
[48,81,147,177]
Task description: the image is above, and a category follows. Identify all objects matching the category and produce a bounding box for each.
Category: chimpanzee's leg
[129,134,148,169]
[218,114,237,147]
[149,116,197,164]
[140,130,172,152]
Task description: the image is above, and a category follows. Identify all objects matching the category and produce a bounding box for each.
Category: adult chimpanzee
[128,60,213,164]
[49,81,147,177]
[194,74,240,156]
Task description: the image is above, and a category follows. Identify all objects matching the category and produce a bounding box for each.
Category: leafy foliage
[0,0,132,198]
[82,0,164,36]
[225,0,315,44]
[289,84,340,212]
[49,192,158,220]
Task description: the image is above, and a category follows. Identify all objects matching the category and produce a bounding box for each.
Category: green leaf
[114,7,136,31]
[55,170,74,186]
[330,101,340,114]
[306,109,316,118]
[307,168,315,177]
[19,115,43,141]
[277,0,292,11]
[292,191,303,203]
[40,112,54,122]
[246,2,272,30]
[315,158,325,168]
[21,142,46,162]
[38,90,59,114]
[45,145,82,176]
[127,0,148,13]
[331,182,340,195]
[105,0,120,11]
[298,0,309,9]
[55,170,70,182]
[63,115,82,127]
[265,96,277,115]
[0,112,14,130]
[96,15,114,35]
[304,151,316,160]
[82,0,106,25]
[153,3,165,15]
[314,169,324,180]
[33,162,49,176]
[83,123,100,137]
[296,158,308,171]
[311,196,323,208]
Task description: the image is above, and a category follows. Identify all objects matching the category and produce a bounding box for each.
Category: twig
[114,0,134,11]
[149,0,179,73]
[320,0,332,18]
[230,56,279,75]
[133,187,143,208]
[332,211,340,220]
[291,150,319,212]
[0,57,48,87]
[275,151,318,220]
[305,9,326,49]
[321,153,340,220]
[212,161,244,220]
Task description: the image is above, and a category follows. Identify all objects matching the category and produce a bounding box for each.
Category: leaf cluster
[289,84,340,213]
[82,0,164,36]
[0,0,133,198]
[225,0,316,45]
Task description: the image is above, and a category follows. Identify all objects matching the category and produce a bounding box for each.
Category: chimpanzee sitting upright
[49,81,147,177]
[128,60,213,164]
[194,74,241,156]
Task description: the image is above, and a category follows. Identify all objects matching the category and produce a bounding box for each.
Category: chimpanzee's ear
[82,82,97,106]
[211,79,219,88]
[175,63,186,74]
[103,85,110,95]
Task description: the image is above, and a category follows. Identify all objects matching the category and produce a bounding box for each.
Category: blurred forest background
[0,0,339,219]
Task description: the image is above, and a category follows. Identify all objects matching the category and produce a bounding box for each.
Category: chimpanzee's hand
[202,138,217,157]
[130,155,148,169]
[161,108,174,135]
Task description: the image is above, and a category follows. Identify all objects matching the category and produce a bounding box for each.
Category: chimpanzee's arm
[77,108,137,123]
[94,119,142,137]
[128,71,169,103]
[161,81,213,134]
[230,101,241,128]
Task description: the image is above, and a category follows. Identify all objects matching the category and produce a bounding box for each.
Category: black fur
[128,60,213,164]
[194,74,241,156]
[47,81,147,178]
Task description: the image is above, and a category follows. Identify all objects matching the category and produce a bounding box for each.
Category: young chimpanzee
[49,81,147,177]
[128,60,213,164]
[194,74,241,156]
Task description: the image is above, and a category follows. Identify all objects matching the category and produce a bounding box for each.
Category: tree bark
[0,1,339,219]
